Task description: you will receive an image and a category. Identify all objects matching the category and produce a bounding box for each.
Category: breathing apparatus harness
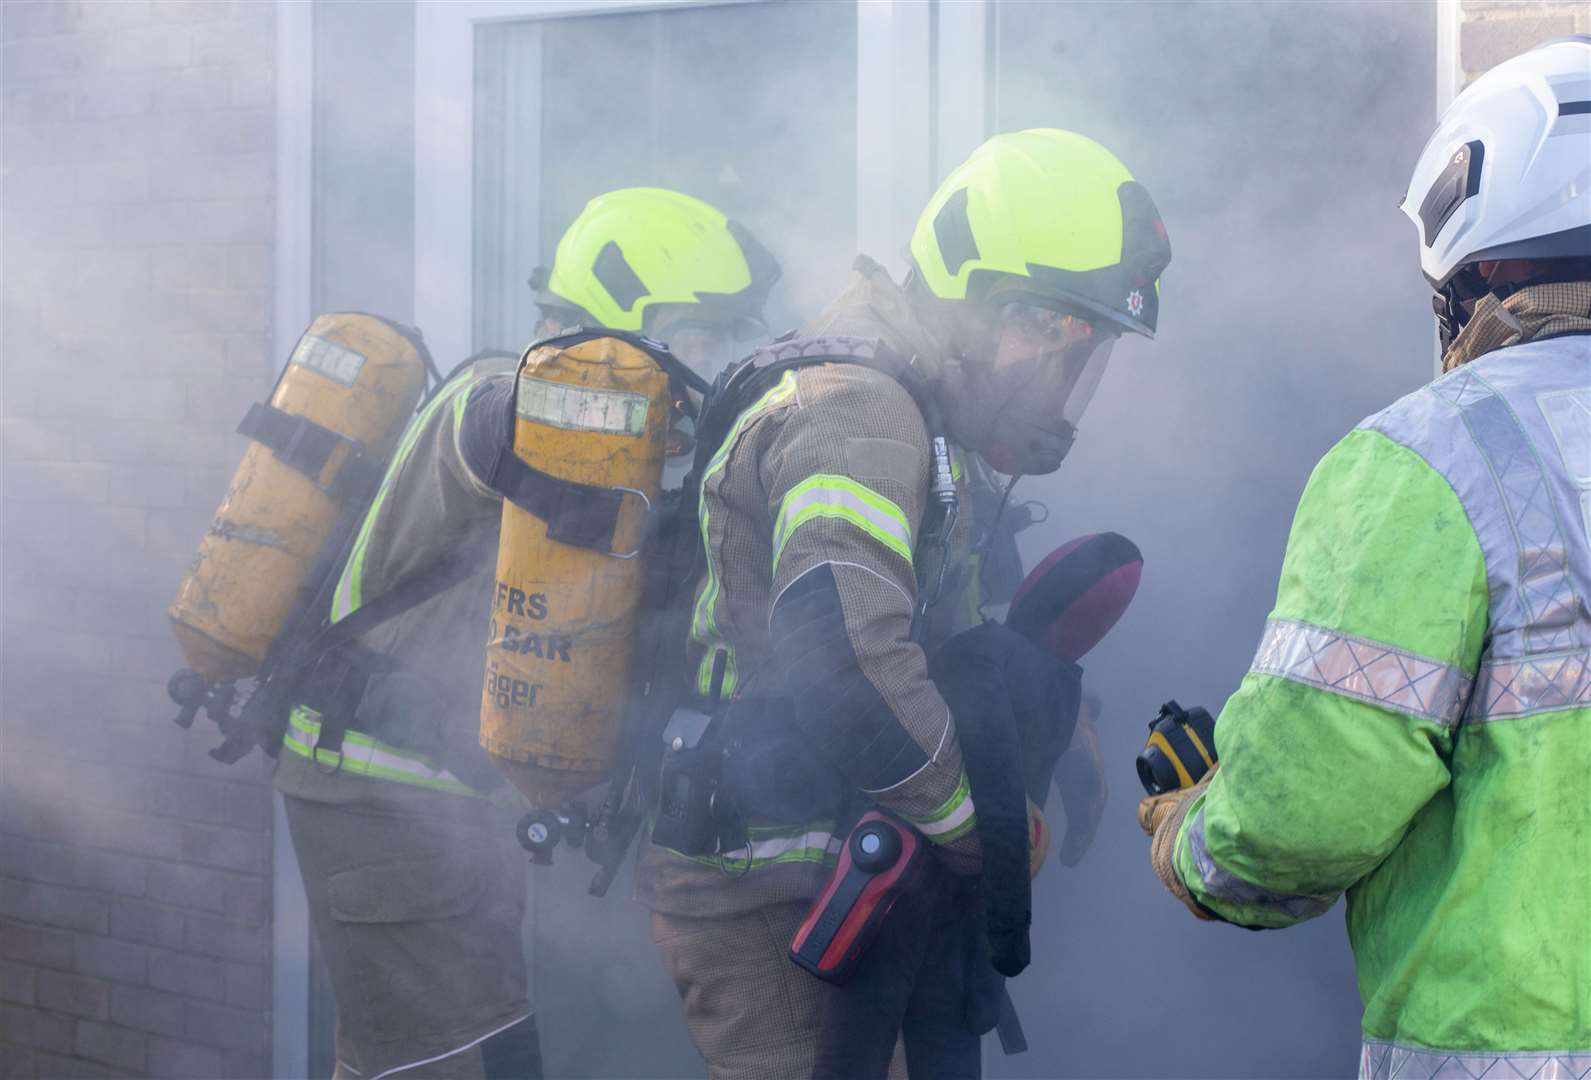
[696,333,962,638]
[512,331,965,890]
[494,332,966,902]
[624,334,965,881]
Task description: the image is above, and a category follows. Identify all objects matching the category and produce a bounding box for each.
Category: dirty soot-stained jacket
[636,258,984,919]
[275,354,518,804]
[1168,284,1591,1074]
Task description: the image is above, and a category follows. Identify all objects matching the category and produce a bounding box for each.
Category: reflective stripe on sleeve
[1181,806,1334,921]
[331,371,479,623]
[901,769,977,845]
[1359,1040,1591,1080]
[772,474,914,575]
[1250,618,1473,728]
[689,370,800,697]
[282,707,483,797]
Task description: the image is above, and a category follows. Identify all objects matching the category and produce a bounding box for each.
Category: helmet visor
[995,300,1114,419]
[980,300,1116,474]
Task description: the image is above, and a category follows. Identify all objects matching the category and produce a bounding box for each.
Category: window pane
[313,0,415,323]
[476,1,858,354]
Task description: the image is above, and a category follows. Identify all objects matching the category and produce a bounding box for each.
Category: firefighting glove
[1137,765,1218,921]
[1054,695,1107,866]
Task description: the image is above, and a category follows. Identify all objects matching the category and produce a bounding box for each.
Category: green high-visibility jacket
[1173,336,1591,1078]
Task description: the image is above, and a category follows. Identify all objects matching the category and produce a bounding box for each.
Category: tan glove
[1137,766,1217,921]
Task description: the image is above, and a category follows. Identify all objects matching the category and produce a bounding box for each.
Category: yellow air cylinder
[481,336,670,808]
[169,314,427,683]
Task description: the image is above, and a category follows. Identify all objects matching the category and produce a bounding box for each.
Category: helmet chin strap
[1434,264,1491,353]
[1434,266,1529,355]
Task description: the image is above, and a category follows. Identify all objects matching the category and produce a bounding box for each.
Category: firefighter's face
[976,300,1116,476]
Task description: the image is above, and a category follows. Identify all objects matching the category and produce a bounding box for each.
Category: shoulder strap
[235,402,352,483]
[688,334,960,634]
[473,328,698,555]
[689,334,928,476]
[584,337,942,889]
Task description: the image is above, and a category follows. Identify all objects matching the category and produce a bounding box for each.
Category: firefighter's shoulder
[789,362,929,451]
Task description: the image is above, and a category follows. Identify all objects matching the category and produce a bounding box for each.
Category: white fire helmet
[1401,35,1591,291]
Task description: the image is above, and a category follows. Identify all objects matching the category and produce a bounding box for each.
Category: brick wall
[2,3,276,1078]
[1459,0,1591,82]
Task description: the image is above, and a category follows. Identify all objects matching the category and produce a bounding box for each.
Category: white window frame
[413,0,989,364]
[271,7,314,1080]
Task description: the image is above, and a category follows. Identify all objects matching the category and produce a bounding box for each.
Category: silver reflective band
[1468,648,1591,722]
[283,709,481,797]
[772,475,913,573]
[1537,388,1591,543]
[1251,618,1472,728]
[517,375,649,436]
[1429,367,1581,654]
[714,829,839,868]
[1184,807,1334,920]
[1360,1039,1591,1079]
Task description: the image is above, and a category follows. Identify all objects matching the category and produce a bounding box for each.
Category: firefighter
[636,129,1172,1079]
[1138,37,1591,1076]
[274,188,778,1080]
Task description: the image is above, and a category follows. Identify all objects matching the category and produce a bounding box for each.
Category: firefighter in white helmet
[1138,37,1591,1077]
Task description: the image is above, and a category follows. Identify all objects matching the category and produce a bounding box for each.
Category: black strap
[689,334,957,626]
[298,551,482,756]
[482,441,629,553]
[294,640,393,741]
[692,335,922,470]
[469,330,686,554]
[994,988,1028,1054]
[237,402,356,486]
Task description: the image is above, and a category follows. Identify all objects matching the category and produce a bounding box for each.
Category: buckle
[605,486,654,560]
[310,744,345,776]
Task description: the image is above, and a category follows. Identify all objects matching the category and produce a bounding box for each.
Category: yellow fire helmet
[532,187,780,335]
[909,129,1171,338]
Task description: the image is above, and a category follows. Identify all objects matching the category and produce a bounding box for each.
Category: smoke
[0,1,1440,1077]
[989,3,1436,1076]
[492,4,1438,1077]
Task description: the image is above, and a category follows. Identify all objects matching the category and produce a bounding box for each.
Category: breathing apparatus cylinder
[480,336,669,809]
[168,314,428,683]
